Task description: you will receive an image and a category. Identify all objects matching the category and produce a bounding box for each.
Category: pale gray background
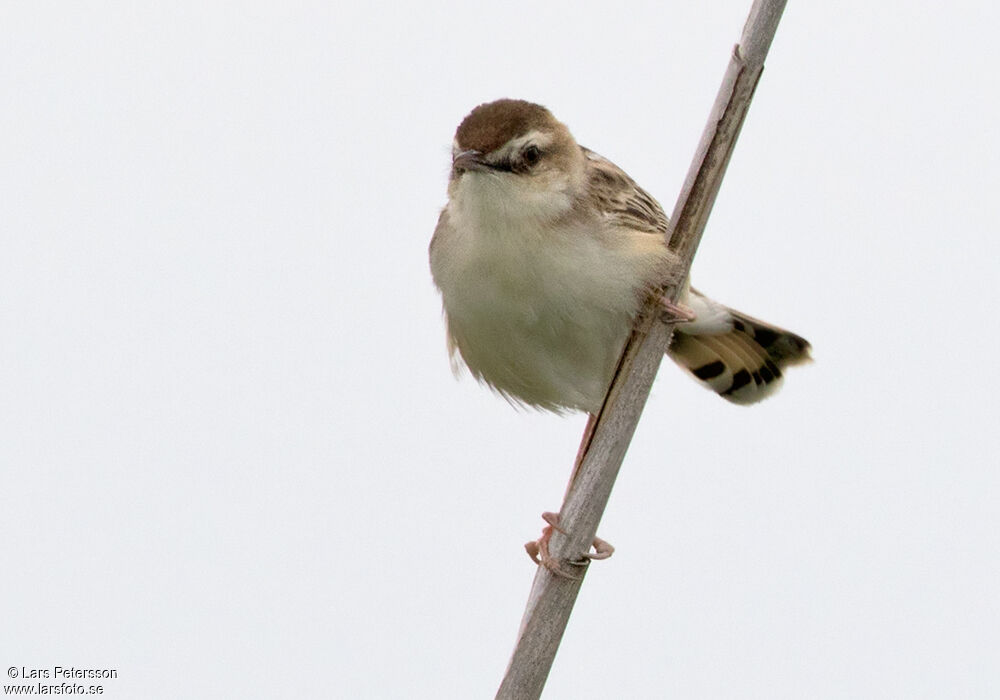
[3,2,998,698]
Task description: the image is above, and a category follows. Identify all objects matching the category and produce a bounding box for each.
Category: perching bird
[429,99,810,414]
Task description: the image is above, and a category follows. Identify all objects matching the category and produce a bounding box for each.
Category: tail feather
[668,303,811,405]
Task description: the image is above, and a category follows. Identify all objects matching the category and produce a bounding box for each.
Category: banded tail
[667,292,811,405]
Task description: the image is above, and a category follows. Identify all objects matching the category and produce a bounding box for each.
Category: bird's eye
[522,145,541,167]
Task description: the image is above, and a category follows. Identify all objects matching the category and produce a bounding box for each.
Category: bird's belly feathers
[433,219,644,413]
[445,281,631,413]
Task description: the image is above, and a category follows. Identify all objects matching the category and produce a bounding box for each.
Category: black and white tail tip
[668,310,811,405]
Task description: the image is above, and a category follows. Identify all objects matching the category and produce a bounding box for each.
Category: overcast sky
[3,2,998,698]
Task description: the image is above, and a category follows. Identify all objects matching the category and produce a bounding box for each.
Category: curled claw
[524,515,561,566]
[524,540,542,564]
[582,536,615,560]
[540,511,565,533]
[524,512,615,579]
[658,297,697,323]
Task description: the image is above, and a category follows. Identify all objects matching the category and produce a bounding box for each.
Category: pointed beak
[452,150,493,174]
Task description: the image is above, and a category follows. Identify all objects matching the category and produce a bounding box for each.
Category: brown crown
[454,99,557,155]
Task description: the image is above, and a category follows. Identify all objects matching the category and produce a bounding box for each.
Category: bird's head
[448,99,587,221]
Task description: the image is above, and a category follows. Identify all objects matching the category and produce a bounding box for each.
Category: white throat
[449,171,576,234]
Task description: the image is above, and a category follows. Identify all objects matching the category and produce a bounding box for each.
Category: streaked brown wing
[582,147,669,235]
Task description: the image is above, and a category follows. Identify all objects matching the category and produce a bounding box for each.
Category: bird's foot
[524,512,615,580]
[658,297,697,323]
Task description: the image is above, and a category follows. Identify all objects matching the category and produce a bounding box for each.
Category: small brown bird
[430,99,810,414]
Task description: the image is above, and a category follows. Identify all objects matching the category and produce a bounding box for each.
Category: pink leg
[569,413,599,496]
